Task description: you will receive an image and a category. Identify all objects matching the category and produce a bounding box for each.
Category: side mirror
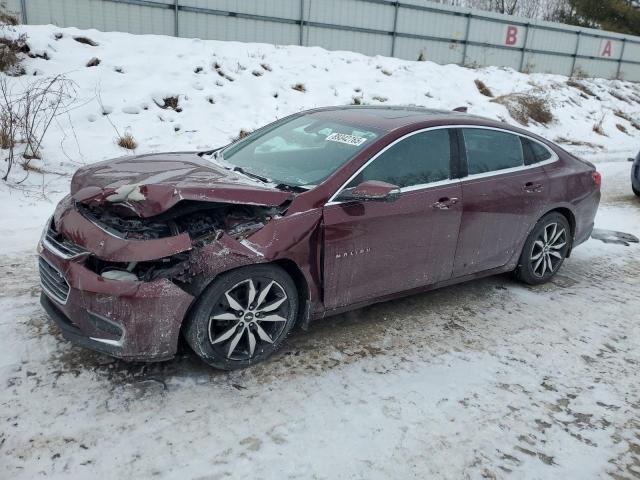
[335,180,401,203]
[629,157,636,162]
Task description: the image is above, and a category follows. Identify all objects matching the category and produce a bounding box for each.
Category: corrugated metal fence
[6,0,640,81]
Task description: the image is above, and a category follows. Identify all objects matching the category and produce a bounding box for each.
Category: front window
[347,129,452,189]
[221,114,381,187]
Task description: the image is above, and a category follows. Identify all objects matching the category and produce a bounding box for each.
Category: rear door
[452,127,552,277]
[322,128,463,309]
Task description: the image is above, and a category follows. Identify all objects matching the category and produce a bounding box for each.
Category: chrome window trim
[326,124,559,205]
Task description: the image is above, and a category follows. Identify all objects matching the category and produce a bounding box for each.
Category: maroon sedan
[39,106,601,369]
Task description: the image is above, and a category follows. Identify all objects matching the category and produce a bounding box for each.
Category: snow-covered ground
[1,25,640,479]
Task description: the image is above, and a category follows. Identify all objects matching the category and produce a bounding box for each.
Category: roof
[306,105,496,132]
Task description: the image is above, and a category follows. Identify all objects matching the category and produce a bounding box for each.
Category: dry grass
[351,96,364,105]
[117,133,137,150]
[291,83,306,92]
[252,70,263,77]
[592,114,607,136]
[613,109,640,130]
[372,95,388,102]
[566,79,596,98]
[616,123,628,134]
[0,114,14,149]
[86,57,100,67]
[474,79,493,97]
[417,52,426,62]
[260,63,272,72]
[609,89,628,102]
[554,137,604,149]
[492,94,553,126]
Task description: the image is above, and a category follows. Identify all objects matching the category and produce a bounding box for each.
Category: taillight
[592,171,601,187]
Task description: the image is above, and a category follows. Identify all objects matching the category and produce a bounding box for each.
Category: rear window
[462,128,524,175]
[522,138,553,165]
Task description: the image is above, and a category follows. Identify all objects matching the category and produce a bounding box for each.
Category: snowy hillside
[7,24,640,177]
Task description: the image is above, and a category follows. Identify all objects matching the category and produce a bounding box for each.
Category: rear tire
[514,212,571,285]
[184,264,298,370]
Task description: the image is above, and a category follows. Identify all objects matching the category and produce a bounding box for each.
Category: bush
[492,93,553,126]
[0,75,77,180]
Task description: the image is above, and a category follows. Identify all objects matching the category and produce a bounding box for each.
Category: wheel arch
[541,206,576,256]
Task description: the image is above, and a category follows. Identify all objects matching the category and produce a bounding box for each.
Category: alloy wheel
[530,222,567,278]
[208,278,290,360]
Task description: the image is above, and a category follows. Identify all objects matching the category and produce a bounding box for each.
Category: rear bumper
[632,160,640,191]
[39,249,194,361]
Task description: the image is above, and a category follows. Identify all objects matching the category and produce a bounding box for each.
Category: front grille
[39,257,70,304]
[44,220,87,259]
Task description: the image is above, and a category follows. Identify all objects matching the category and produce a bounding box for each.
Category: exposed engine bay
[71,200,286,282]
[76,200,284,244]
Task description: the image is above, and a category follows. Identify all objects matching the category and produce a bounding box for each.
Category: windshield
[221,114,381,187]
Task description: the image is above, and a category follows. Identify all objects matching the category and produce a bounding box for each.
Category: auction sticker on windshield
[326,132,368,146]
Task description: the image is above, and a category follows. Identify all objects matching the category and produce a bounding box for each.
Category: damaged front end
[40,188,291,361]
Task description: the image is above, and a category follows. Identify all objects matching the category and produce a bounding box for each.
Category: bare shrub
[492,94,553,126]
[291,83,306,92]
[592,114,607,136]
[351,96,364,105]
[616,123,628,134]
[251,70,263,77]
[117,132,137,150]
[417,51,426,61]
[372,95,388,102]
[0,75,76,179]
[474,79,493,97]
[613,109,640,130]
[566,79,596,97]
[260,63,272,72]
[73,36,98,46]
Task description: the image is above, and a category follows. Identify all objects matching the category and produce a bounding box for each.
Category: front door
[322,128,463,310]
[452,128,552,277]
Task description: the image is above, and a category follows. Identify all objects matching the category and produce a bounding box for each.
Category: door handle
[431,197,459,209]
[523,182,543,193]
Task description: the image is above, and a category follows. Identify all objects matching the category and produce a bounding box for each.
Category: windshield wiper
[233,167,270,184]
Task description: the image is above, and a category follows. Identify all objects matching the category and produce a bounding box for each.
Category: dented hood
[70,152,292,217]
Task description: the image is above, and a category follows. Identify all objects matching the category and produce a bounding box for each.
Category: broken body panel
[39,107,601,362]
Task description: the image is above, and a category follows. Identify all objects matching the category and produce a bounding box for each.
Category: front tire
[184,264,298,370]
[515,212,571,285]
[633,185,640,197]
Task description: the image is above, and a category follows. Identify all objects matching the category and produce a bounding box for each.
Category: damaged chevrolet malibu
[39,106,601,369]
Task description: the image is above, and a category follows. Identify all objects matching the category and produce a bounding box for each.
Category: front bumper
[39,249,194,361]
